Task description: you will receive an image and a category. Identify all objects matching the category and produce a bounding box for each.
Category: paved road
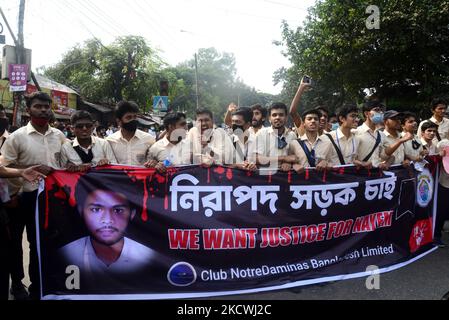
[217,237,449,300]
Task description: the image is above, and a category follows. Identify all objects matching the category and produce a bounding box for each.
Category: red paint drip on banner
[215,166,225,175]
[226,168,233,180]
[288,170,292,184]
[207,168,211,183]
[367,168,371,177]
[322,170,327,183]
[141,178,148,222]
[339,167,345,175]
[268,172,272,183]
[125,168,157,222]
[164,172,169,210]
[305,169,309,180]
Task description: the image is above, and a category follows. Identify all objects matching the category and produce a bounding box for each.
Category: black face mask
[232,124,245,134]
[122,120,138,132]
[0,118,9,132]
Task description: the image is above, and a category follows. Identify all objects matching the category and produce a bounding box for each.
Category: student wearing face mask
[148,112,192,172]
[229,107,257,171]
[106,101,156,167]
[1,92,67,299]
[354,101,390,169]
[328,114,338,132]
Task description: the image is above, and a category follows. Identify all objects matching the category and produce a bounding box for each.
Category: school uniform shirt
[288,134,332,167]
[60,136,117,167]
[188,126,235,165]
[354,123,384,166]
[0,122,66,192]
[437,139,449,189]
[58,236,156,289]
[106,129,155,166]
[417,116,449,143]
[231,132,257,164]
[148,136,192,165]
[420,138,438,155]
[382,131,405,165]
[402,133,423,161]
[254,126,297,158]
[323,128,359,166]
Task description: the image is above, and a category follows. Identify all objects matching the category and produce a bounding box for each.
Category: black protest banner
[37,164,437,299]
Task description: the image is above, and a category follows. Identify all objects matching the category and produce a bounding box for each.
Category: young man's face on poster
[81,190,135,246]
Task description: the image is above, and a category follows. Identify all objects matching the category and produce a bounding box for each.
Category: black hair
[25,91,52,108]
[314,106,329,118]
[163,112,186,128]
[430,98,447,111]
[301,109,321,121]
[336,103,359,123]
[74,169,144,217]
[70,110,94,125]
[251,104,267,118]
[362,100,384,113]
[268,102,288,116]
[0,104,4,112]
[421,121,438,132]
[401,112,417,125]
[232,107,253,123]
[195,108,213,120]
[115,100,140,120]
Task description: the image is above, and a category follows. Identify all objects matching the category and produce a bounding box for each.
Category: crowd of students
[0,78,448,299]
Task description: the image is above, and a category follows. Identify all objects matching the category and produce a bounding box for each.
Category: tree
[171,47,276,121]
[275,0,449,117]
[44,36,164,109]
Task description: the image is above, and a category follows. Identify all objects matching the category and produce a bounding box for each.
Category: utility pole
[194,53,199,109]
[12,0,26,126]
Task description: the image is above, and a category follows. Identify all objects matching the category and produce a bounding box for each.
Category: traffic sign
[153,96,168,112]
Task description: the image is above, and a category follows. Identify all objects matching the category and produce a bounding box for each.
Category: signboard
[9,64,28,92]
[153,96,168,112]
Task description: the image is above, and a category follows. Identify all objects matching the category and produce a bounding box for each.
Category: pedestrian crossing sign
[153,96,168,112]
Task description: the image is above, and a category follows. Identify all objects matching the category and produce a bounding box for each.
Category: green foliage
[44,40,274,121]
[44,36,164,109]
[276,0,449,118]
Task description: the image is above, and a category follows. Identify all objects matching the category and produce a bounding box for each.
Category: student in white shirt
[401,112,427,162]
[255,102,297,171]
[323,104,362,166]
[229,107,257,171]
[106,101,155,166]
[289,109,332,173]
[419,121,439,155]
[148,112,191,171]
[417,98,449,143]
[60,110,117,171]
[1,91,67,299]
[383,110,413,166]
[250,104,268,136]
[354,100,390,169]
[189,109,235,166]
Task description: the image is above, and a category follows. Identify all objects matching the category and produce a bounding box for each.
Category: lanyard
[336,130,355,156]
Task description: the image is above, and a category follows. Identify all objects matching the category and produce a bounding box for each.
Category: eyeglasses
[75,123,94,129]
